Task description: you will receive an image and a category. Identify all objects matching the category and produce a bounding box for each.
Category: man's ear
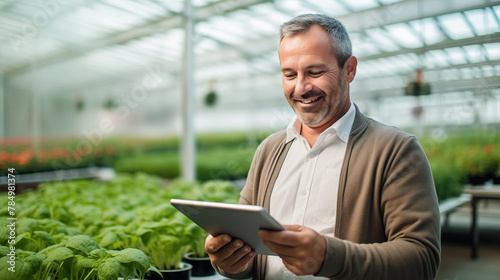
[344,56,357,84]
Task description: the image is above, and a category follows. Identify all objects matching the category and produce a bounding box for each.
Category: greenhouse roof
[0,0,499,101]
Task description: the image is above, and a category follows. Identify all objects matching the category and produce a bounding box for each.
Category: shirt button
[301,190,307,196]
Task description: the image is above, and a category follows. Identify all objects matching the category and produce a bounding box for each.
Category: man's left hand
[259,224,327,275]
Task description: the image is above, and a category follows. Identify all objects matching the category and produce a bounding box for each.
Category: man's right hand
[205,234,255,274]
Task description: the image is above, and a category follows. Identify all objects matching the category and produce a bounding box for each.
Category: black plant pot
[145,262,192,280]
[183,252,216,277]
[468,175,488,186]
[493,175,500,185]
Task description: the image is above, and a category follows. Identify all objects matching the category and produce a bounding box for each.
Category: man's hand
[205,234,255,274]
[259,224,326,276]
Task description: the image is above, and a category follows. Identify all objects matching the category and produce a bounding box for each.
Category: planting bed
[0,173,240,279]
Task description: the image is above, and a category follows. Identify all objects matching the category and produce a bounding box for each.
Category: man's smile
[300,96,321,104]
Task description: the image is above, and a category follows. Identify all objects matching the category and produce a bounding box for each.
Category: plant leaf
[39,240,67,255]
[65,235,100,256]
[42,247,74,266]
[90,248,106,259]
[98,231,121,249]
[114,248,150,272]
[0,245,10,257]
[0,255,39,280]
[98,257,121,280]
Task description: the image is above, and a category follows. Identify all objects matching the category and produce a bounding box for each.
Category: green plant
[0,173,241,276]
[430,160,466,201]
[137,220,189,270]
[183,223,208,257]
[0,234,157,280]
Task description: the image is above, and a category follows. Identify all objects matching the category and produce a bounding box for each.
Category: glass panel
[195,37,219,55]
[445,47,468,65]
[274,0,320,16]
[378,0,405,4]
[365,28,400,52]
[484,42,500,60]
[229,11,277,36]
[196,20,244,44]
[464,8,500,36]
[385,23,423,49]
[426,50,450,68]
[463,45,487,63]
[343,0,380,12]
[409,18,446,46]
[305,0,350,16]
[192,0,219,7]
[494,5,500,18]
[351,32,381,57]
[438,13,475,39]
[250,3,291,25]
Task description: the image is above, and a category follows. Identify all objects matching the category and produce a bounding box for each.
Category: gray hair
[280,14,352,68]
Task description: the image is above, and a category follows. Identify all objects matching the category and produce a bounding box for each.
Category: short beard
[296,70,349,127]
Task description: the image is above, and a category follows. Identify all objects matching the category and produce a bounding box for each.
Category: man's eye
[310,71,323,76]
[284,73,296,79]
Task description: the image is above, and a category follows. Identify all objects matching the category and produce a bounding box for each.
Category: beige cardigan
[216,105,441,280]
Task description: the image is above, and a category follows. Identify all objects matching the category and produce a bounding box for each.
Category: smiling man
[206,14,441,280]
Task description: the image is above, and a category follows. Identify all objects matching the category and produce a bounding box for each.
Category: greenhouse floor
[437,199,500,280]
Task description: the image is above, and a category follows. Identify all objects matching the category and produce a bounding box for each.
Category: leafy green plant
[0,248,46,280]
[184,223,208,257]
[430,160,466,201]
[1,173,241,277]
[202,180,240,203]
[136,220,189,270]
[0,234,157,280]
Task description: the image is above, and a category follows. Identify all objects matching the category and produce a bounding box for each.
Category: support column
[0,73,4,138]
[181,0,196,181]
[32,77,41,157]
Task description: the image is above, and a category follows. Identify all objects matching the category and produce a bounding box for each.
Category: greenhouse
[1,0,500,279]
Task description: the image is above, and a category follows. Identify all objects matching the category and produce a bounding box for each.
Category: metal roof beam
[339,0,500,33]
[358,32,500,61]
[356,59,500,80]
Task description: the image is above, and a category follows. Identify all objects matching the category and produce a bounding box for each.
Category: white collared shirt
[266,104,356,280]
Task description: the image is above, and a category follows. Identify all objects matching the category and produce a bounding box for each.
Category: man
[205,14,441,280]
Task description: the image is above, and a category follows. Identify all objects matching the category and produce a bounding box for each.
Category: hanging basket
[204,91,218,107]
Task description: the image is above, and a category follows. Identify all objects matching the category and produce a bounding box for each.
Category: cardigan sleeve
[316,135,441,280]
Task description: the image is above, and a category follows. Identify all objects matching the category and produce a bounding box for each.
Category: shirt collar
[333,102,355,144]
[285,116,301,143]
[285,102,356,144]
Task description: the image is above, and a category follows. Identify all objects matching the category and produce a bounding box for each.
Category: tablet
[170,199,284,255]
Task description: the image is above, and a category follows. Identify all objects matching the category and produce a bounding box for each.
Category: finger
[211,239,245,264]
[262,239,295,257]
[259,232,295,257]
[205,234,232,254]
[259,228,303,247]
[226,244,255,270]
[283,224,304,231]
[213,240,255,274]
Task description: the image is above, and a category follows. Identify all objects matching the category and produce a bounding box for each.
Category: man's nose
[295,75,314,96]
